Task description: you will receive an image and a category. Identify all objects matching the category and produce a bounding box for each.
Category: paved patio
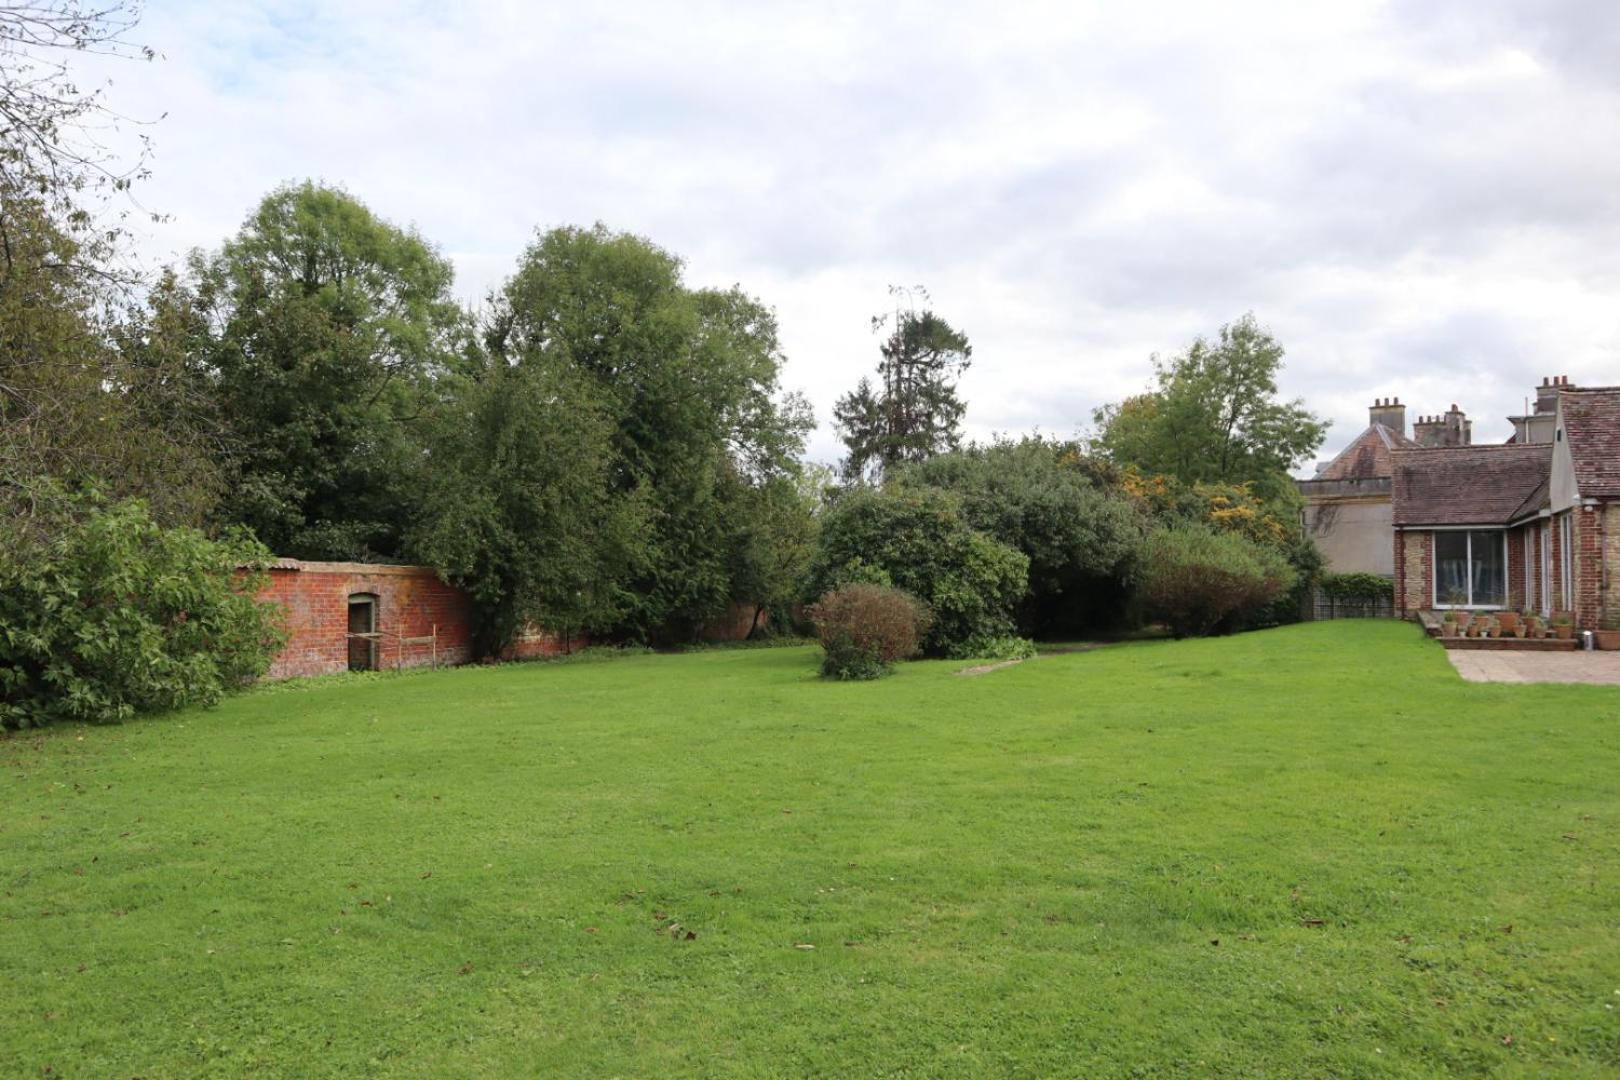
[1447,650,1620,685]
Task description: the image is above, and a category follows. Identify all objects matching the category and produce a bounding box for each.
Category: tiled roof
[1391,443,1552,526]
[1315,423,1420,481]
[1560,387,1620,499]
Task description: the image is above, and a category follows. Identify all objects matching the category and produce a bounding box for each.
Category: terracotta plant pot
[1595,630,1620,651]
[1553,624,1574,641]
[1495,612,1521,638]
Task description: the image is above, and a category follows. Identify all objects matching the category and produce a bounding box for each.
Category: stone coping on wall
[253,559,440,577]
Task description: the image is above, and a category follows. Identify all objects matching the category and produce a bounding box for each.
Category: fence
[1311,583,1395,621]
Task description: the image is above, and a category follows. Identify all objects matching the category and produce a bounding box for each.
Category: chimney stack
[1368,396,1407,436]
[1412,405,1471,448]
[1444,403,1471,447]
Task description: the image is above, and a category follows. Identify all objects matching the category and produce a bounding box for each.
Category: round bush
[1134,525,1296,638]
[808,584,931,680]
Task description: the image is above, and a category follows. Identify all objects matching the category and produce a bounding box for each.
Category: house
[1303,376,1620,631]
[1297,398,1420,576]
[1392,380,1620,630]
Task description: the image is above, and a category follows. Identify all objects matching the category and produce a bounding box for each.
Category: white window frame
[1559,513,1574,611]
[1524,529,1534,613]
[1540,521,1552,617]
[1431,528,1510,609]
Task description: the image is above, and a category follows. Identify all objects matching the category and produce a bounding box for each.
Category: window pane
[1471,530,1505,607]
[1435,532,1469,605]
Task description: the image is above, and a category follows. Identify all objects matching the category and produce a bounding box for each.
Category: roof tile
[1391,444,1552,526]
[1560,387,1620,499]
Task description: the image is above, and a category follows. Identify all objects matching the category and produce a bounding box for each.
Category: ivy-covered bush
[805,487,1029,656]
[0,492,286,728]
[808,583,931,680]
[1134,525,1297,638]
[1319,572,1394,603]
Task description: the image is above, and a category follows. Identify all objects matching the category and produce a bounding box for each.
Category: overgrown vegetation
[805,487,1029,658]
[0,489,284,728]
[807,583,930,679]
[1134,524,1297,638]
[1320,571,1395,602]
[0,3,1331,707]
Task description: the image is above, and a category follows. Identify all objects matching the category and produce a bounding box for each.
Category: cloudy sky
[87,0,1620,467]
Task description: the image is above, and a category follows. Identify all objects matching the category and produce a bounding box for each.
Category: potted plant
[1551,611,1576,640]
[1596,616,1620,651]
[1441,610,1460,637]
[1524,613,1545,639]
[1496,610,1522,638]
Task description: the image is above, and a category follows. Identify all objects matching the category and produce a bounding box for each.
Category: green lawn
[4,621,1619,1077]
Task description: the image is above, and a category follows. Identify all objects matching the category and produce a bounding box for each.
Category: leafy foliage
[722,465,826,639]
[0,1,154,278]
[1134,525,1297,638]
[408,361,644,659]
[808,583,930,680]
[902,437,1147,635]
[0,487,284,728]
[488,223,812,642]
[807,487,1028,656]
[834,288,971,484]
[1319,572,1394,603]
[1093,314,1327,501]
[188,181,473,560]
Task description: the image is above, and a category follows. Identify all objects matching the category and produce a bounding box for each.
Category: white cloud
[74,0,1620,468]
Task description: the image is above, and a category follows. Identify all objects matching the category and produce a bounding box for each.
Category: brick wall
[257,562,477,679]
[1506,524,1527,611]
[254,559,769,679]
[502,627,586,661]
[1575,505,1605,630]
[1605,504,1620,630]
[1395,529,1431,616]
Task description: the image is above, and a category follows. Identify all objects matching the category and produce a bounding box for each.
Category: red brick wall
[1506,524,1527,611]
[1395,529,1432,617]
[1575,505,1604,630]
[502,627,586,661]
[257,562,476,679]
[696,601,769,642]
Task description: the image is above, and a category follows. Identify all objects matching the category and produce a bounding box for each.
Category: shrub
[805,488,1028,656]
[947,634,1037,661]
[808,584,931,680]
[1319,572,1394,603]
[0,491,286,729]
[900,439,1147,636]
[1134,525,1297,638]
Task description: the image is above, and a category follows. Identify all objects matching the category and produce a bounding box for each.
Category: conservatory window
[1433,530,1506,608]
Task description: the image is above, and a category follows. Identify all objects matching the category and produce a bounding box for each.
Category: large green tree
[409,361,643,658]
[1091,314,1327,500]
[0,198,223,531]
[189,182,472,560]
[487,223,812,642]
[834,288,972,483]
[902,437,1147,635]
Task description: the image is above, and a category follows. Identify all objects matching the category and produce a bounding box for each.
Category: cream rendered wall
[1550,398,1581,512]
[1304,497,1395,575]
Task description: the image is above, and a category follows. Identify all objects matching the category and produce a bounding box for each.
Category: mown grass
[3,620,1619,1077]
